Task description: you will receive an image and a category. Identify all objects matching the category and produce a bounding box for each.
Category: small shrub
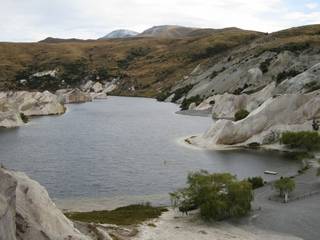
[171,84,194,102]
[259,58,272,73]
[234,109,249,121]
[280,131,320,150]
[269,42,310,54]
[190,43,229,61]
[248,142,260,148]
[276,70,301,85]
[20,113,28,123]
[247,177,264,189]
[274,177,295,202]
[156,91,171,102]
[180,95,203,110]
[305,81,320,93]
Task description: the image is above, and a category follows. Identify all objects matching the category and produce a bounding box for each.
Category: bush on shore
[274,177,295,203]
[234,109,249,121]
[280,131,320,150]
[20,113,28,123]
[170,171,253,221]
[180,95,203,110]
[247,176,264,189]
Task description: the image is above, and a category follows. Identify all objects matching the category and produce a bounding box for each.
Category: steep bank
[0,166,90,240]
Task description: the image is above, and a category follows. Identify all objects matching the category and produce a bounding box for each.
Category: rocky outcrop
[0,167,90,240]
[1,91,65,117]
[60,88,92,104]
[189,91,320,148]
[195,82,275,119]
[80,80,118,100]
[0,101,23,128]
[0,91,65,128]
[0,169,17,240]
[276,63,320,94]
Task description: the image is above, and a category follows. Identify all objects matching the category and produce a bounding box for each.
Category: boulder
[92,82,104,93]
[0,169,17,240]
[81,80,94,92]
[1,91,65,117]
[62,89,92,104]
[0,90,65,128]
[196,82,275,119]
[0,167,90,240]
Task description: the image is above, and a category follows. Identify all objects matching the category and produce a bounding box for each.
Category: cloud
[0,0,318,42]
[306,2,319,10]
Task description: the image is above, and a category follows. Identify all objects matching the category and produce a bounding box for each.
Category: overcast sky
[1,0,320,42]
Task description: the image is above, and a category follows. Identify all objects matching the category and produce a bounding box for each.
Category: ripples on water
[0,97,300,206]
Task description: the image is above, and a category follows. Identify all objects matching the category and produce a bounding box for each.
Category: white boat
[264,170,278,175]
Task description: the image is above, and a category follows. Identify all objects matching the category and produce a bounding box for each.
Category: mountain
[137,25,218,38]
[99,29,139,39]
[38,37,89,43]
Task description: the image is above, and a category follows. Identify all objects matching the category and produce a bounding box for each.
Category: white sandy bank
[134,209,301,240]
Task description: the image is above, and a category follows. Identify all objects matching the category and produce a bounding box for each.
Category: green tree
[170,171,253,221]
[274,177,295,203]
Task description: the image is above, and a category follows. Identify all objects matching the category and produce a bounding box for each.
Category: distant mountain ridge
[99,29,139,39]
[39,37,90,43]
[40,25,237,43]
[138,25,219,38]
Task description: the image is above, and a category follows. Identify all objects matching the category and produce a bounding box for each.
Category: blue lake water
[0,97,300,206]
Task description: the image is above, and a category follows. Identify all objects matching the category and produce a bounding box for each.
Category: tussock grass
[65,204,168,226]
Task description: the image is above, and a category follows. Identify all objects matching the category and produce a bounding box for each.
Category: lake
[0,97,301,208]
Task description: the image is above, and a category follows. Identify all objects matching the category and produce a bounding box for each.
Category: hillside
[0,28,262,97]
[1,24,320,99]
[138,25,212,38]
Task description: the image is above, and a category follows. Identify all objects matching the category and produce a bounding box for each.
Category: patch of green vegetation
[274,177,296,202]
[247,142,261,148]
[234,109,249,121]
[180,95,203,110]
[269,42,310,54]
[284,151,314,161]
[189,43,230,61]
[171,84,194,102]
[170,171,253,221]
[117,47,151,70]
[280,131,320,150]
[65,204,167,226]
[233,83,250,95]
[276,69,301,85]
[259,58,272,73]
[19,113,28,123]
[305,80,320,93]
[247,176,264,189]
[156,91,171,102]
[155,68,175,82]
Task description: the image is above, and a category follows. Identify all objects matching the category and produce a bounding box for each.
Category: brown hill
[0,28,262,96]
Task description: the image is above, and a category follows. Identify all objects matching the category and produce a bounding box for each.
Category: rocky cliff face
[0,169,17,240]
[0,91,65,128]
[0,167,90,240]
[189,90,320,148]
